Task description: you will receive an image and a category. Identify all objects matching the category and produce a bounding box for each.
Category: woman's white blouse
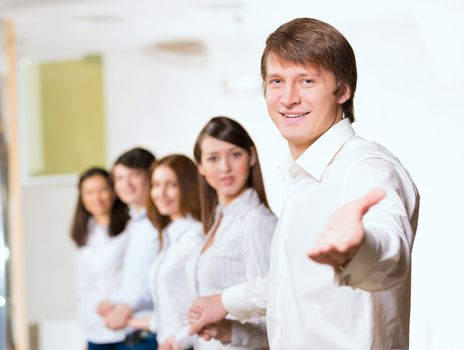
[75,220,129,343]
[148,216,205,348]
[188,189,277,350]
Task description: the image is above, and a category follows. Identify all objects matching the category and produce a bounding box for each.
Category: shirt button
[281,229,287,237]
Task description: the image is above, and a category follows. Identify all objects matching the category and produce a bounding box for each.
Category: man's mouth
[280,112,310,118]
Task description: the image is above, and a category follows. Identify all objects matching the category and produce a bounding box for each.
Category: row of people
[71,117,276,350]
[72,16,419,350]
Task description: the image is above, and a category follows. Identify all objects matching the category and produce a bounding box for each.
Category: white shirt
[113,208,160,318]
[189,189,277,350]
[75,220,128,343]
[223,119,420,350]
[148,216,205,348]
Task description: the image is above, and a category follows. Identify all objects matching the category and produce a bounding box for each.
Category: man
[98,147,159,349]
[189,18,419,349]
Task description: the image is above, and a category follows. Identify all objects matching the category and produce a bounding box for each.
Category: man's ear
[337,84,351,105]
[249,147,257,167]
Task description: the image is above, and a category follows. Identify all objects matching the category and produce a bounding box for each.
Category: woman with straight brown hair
[188,116,277,350]
[128,154,205,350]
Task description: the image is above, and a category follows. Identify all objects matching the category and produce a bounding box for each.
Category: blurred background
[0,0,463,349]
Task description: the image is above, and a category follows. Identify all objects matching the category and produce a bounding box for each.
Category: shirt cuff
[148,314,157,334]
[336,227,389,289]
[222,283,263,322]
[175,326,195,349]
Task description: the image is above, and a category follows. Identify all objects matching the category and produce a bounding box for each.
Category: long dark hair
[70,167,130,247]
[193,116,270,232]
[146,155,202,249]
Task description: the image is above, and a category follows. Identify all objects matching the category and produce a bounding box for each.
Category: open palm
[308,188,385,268]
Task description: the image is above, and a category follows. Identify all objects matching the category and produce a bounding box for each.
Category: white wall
[21,14,464,350]
[23,185,77,322]
[103,35,288,212]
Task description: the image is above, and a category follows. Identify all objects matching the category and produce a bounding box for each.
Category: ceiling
[0,0,463,84]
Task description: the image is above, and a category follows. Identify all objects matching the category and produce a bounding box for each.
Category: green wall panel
[27,55,106,176]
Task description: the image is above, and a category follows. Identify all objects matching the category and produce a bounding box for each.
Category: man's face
[113,164,150,208]
[264,54,350,158]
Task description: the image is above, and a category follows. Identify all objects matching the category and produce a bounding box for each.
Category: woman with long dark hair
[189,116,277,350]
[71,167,130,349]
[128,154,205,350]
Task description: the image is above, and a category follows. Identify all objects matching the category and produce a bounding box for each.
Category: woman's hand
[159,336,182,350]
[198,319,232,343]
[96,300,113,317]
[104,303,132,330]
[126,316,151,331]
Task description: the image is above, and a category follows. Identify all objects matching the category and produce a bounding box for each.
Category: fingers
[188,306,202,326]
[188,295,226,336]
[308,234,356,262]
[198,325,218,341]
[308,245,355,267]
[96,301,112,316]
[309,249,343,266]
[189,317,206,336]
[104,312,126,330]
[198,331,213,341]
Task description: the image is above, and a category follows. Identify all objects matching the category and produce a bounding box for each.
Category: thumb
[189,317,206,336]
[357,188,386,217]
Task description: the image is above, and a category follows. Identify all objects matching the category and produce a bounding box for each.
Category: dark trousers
[88,342,126,350]
[88,332,157,350]
[122,331,158,350]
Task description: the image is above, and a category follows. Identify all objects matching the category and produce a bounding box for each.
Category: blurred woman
[190,116,277,349]
[128,154,205,350]
[71,167,131,350]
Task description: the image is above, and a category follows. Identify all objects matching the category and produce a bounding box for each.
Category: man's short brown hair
[261,18,357,123]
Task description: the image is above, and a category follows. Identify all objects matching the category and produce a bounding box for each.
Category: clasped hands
[96,301,132,331]
[188,188,386,339]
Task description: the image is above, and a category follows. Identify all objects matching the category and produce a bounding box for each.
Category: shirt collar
[129,206,147,221]
[166,215,193,242]
[217,188,259,217]
[279,118,355,181]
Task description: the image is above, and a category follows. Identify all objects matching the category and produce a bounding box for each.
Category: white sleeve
[114,223,159,310]
[224,210,276,348]
[222,277,268,322]
[336,158,419,291]
[244,211,277,280]
[74,253,87,317]
[74,251,95,326]
[158,229,205,344]
[175,326,196,349]
[148,312,158,333]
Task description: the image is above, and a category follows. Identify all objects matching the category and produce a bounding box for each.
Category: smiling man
[188,18,420,349]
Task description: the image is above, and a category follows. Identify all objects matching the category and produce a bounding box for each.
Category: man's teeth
[283,112,308,118]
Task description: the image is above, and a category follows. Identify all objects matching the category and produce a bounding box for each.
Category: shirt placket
[273,177,296,347]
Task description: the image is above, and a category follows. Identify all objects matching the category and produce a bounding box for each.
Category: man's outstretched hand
[188,295,227,337]
[308,188,385,268]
